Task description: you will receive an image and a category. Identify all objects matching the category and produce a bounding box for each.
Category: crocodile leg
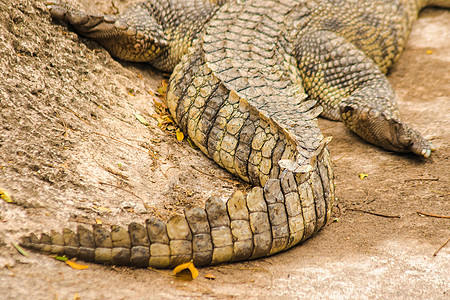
[47,0,224,72]
[294,29,435,157]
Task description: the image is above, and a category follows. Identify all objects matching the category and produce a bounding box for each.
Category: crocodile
[20,0,447,268]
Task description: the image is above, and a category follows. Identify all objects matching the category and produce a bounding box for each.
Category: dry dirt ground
[0,0,449,299]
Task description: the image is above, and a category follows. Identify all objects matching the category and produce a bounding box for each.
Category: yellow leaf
[0,188,13,203]
[153,115,165,127]
[94,206,111,213]
[156,80,168,97]
[163,115,174,123]
[66,260,89,270]
[204,273,216,280]
[173,261,198,280]
[426,49,433,55]
[153,98,168,112]
[176,130,184,141]
[358,173,368,180]
[135,114,150,126]
[127,89,135,96]
[95,219,103,225]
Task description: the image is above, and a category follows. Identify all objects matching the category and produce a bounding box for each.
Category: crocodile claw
[399,122,435,158]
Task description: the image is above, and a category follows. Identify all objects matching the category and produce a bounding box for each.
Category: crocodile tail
[20,147,333,268]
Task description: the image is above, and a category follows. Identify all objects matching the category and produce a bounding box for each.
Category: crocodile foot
[340,104,435,158]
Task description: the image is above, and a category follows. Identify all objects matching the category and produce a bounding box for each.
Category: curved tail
[21,143,333,268]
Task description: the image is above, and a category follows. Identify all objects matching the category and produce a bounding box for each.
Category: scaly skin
[21,0,447,268]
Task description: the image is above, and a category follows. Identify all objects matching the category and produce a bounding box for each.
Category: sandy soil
[0,1,448,298]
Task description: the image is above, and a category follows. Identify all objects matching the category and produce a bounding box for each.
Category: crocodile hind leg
[295,30,435,157]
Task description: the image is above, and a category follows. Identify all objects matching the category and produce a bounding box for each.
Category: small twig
[190,165,239,185]
[347,208,401,219]
[362,191,369,204]
[63,106,92,126]
[56,111,69,137]
[332,151,350,163]
[336,201,343,219]
[404,177,439,182]
[147,267,172,277]
[158,165,179,179]
[433,237,450,257]
[127,138,161,164]
[92,155,129,181]
[366,198,376,204]
[416,211,450,219]
[99,182,164,219]
[92,131,150,155]
[110,0,120,15]
[12,242,29,257]
[430,190,450,196]
[99,182,149,211]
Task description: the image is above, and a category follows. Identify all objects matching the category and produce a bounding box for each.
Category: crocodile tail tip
[20,233,44,252]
